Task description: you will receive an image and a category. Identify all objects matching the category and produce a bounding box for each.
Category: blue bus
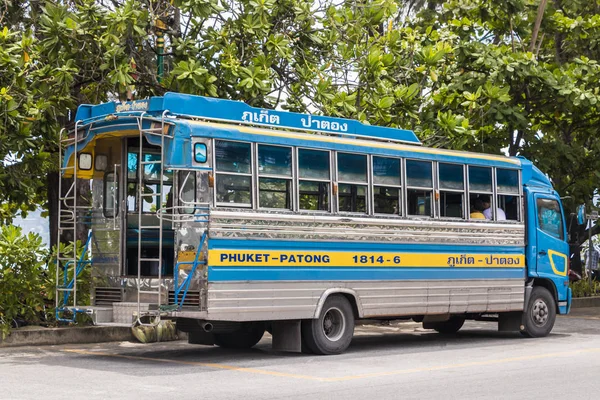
[57,92,572,354]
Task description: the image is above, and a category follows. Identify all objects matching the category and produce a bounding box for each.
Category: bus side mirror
[577,204,586,225]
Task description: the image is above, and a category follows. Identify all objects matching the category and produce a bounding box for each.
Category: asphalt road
[2,309,600,400]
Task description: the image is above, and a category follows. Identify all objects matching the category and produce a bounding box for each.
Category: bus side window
[337,152,367,213]
[104,171,118,218]
[373,156,401,215]
[497,168,520,221]
[439,163,465,218]
[258,145,292,209]
[537,198,564,240]
[298,149,330,211]
[468,166,492,220]
[406,159,432,217]
[215,140,252,207]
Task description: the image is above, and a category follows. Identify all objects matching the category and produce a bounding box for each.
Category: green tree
[3,0,600,247]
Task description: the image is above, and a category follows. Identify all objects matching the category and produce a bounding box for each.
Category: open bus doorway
[123,137,174,280]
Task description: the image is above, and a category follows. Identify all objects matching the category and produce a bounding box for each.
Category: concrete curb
[571,296,600,309]
[0,326,133,348]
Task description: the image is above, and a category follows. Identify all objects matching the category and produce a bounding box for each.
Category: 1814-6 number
[352,255,401,264]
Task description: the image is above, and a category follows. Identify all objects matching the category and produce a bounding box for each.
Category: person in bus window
[470,197,486,219]
[482,195,506,220]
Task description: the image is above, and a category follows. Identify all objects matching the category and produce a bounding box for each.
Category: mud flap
[498,312,522,332]
[271,320,301,353]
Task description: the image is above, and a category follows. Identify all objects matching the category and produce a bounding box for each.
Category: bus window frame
[336,151,369,214]
[535,196,565,240]
[496,167,522,222]
[372,155,402,216]
[213,138,254,208]
[404,158,434,218]
[256,143,294,210]
[296,147,332,213]
[437,162,466,220]
[467,164,494,221]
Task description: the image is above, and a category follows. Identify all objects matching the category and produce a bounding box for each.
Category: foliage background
[3,0,600,320]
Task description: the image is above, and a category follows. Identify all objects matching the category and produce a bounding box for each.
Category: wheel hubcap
[532,299,549,326]
[322,307,346,342]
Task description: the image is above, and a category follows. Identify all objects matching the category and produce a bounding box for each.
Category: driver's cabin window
[537,198,564,240]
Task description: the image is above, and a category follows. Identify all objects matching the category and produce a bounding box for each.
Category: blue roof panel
[161,93,421,144]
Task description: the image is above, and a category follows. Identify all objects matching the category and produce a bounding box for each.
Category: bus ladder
[55,124,93,322]
[135,111,171,326]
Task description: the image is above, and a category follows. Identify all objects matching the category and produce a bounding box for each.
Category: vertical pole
[589,218,593,286]
[56,129,64,315]
[155,19,166,83]
[73,121,79,309]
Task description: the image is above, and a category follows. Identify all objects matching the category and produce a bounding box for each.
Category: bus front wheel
[214,322,266,349]
[521,286,556,338]
[302,295,355,355]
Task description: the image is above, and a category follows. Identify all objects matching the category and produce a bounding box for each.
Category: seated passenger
[470,198,486,219]
[481,195,506,220]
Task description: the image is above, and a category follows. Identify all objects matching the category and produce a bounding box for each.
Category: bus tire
[430,316,465,334]
[214,322,265,349]
[302,295,354,355]
[521,286,556,338]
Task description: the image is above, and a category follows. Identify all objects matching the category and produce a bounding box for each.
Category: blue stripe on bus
[207,267,525,282]
[207,239,524,254]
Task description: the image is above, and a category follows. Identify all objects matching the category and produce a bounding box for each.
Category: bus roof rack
[75,92,421,145]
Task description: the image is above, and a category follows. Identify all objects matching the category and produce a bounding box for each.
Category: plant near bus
[569,279,600,298]
[0,223,94,337]
[43,239,94,325]
[0,225,47,338]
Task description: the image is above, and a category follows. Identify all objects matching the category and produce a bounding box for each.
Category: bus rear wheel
[521,286,556,338]
[214,322,266,349]
[302,295,355,355]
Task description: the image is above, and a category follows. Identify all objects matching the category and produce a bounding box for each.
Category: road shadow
[20,323,572,376]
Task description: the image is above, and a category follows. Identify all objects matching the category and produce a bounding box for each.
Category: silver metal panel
[202,280,525,322]
[208,210,525,246]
